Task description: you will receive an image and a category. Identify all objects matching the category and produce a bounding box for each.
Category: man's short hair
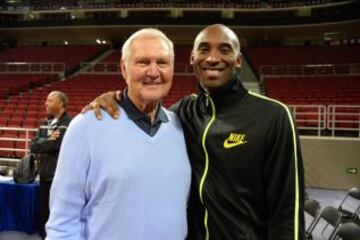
[54,91,68,109]
[121,28,174,63]
[194,24,241,54]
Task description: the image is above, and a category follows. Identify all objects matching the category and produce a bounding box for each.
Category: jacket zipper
[199,94,216,240]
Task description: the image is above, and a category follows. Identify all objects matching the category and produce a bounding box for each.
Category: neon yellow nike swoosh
[223,140,248,149]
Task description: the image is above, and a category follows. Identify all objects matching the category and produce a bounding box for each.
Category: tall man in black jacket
[84,24,305,240]
[30,91,72,239]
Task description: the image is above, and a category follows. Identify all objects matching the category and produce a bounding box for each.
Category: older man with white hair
[45,29,191,240]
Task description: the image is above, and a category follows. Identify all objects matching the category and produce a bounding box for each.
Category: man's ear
[120,59,127,80]
[190,51,194,66]
[236,53,242,68]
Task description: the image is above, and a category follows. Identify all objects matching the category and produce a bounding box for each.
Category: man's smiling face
[190,25,241,91]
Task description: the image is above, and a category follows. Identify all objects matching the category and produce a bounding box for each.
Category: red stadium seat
[0,135,15,157]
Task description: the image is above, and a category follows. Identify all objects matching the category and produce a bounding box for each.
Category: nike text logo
[223,133,248,149]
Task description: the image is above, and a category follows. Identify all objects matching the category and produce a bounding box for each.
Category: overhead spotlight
[64,41,68,45]
[96,39,101,44]
[102,40,107,44]
[71,15,76,19]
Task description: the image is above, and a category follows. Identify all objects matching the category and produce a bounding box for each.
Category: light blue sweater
[46,107,191,240]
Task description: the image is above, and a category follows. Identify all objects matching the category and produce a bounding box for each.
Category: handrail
[327,105,360,137]
[259,63,360,77]
[288,105,327,136]
[80,62,119,74]
[0,127,37,162]
[0,62,65,75]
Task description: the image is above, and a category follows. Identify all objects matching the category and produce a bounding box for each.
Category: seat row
[264,75,360,105]
[246,45,360,69]
[305,187,360,240]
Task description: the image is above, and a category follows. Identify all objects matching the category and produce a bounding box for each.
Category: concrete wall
[300,136,360,190]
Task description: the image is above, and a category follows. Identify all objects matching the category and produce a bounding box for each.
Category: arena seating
[0,45,109,99]
[244,45,360,132]
[174,45,193,73]
[0,74,57,99]
[0,45,107,71]
[45,74,197,112]
[101,49,121,62]
[264,75,360,129]
[27,0,332,10]
[246,45,360,70]
[264,75,360,105]
[246,45,360,106]
[0,72,198,158]
[166,75,198,107]
[1,72,196,115]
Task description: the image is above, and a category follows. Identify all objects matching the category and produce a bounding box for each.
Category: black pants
[39,179,52,239]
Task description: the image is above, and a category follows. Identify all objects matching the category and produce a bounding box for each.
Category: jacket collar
[48,111,69,124]
[59,112,71,123]
[199,71,248,111]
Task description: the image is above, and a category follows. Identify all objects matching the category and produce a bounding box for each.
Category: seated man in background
[46,28,191,240]
[30,91,72,240]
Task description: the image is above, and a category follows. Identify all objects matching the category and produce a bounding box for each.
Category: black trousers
[39,179,52,239]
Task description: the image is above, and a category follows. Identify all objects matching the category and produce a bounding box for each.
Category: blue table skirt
[0,180,39,234]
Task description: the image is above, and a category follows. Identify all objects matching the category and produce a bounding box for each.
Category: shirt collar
[119,89,169,124]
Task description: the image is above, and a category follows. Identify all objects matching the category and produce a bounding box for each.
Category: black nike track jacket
[172,75,305,240]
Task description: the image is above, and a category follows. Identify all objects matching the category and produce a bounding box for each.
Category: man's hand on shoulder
[81,91,122,120]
